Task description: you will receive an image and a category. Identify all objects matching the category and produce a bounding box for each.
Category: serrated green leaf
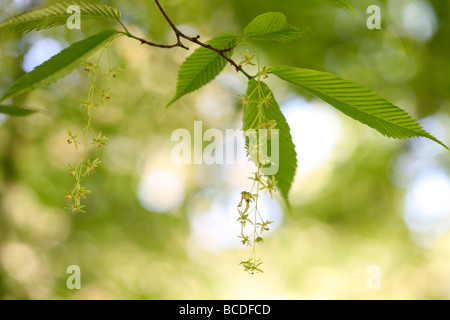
[243,80,298,203]
[167,33,238,108]
[243,12,305,42]
[0,29,120,102]
[325,0,358,17]
[271,66,448,149]
[0,1,122,33]
[0,105,37,117]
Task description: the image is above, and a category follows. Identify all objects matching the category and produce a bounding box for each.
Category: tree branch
[121,0,253,80]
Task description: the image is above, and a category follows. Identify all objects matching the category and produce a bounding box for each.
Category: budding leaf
[166,33,238,108]
[243,12,305,42]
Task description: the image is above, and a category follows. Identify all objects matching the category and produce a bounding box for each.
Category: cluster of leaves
[163,10,448,209]
[163,9,447,273]
[0,0,448,272]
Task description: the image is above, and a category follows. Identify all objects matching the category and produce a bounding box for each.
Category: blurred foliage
[0,0,449,299]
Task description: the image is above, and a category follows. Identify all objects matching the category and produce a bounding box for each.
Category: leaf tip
[436,139,449,150]
[165,98,176,109]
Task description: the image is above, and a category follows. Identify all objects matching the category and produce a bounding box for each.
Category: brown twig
[121,0,253,79]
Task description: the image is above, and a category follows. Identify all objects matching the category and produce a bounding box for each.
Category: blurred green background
[0,0,450,299]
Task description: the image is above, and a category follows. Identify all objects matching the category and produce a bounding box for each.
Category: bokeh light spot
[22,38,63,72]
[138,169,185,213]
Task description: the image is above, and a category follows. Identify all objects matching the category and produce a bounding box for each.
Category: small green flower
[237,191,254,213]
[64,192,73,203]
[259,176,278,199]
[259,91,273,108]
[67,129,80,150]
[237,209,253,228]
[258,66,270,79]
[65,203,85,214]
[104,67,123,80]
[84,158,101,175]
[76,187,91,199]
[98,88,111,105]
[68,163,77,178]
[80,100,92,112]
[84,62,98,76]
[91,132,108,149]
[248,171,263,183]
[259,119,278,140]
[238,233,252,246]
[257,220,274,233]
[255,236,264,245]
[239,259,263,274]
[237,94,250,107]
[238,49,256,66]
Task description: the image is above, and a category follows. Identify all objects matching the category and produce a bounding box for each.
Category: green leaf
[0,29,120,102]
[325,0,358,17]
[0,105,37,117]
[243,80,298,203]
[167,33,238,108]
[271,66,448,149]
[243,12,305,42]
[0,1,122,33]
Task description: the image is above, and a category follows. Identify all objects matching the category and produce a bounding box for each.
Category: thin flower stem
[66,36,120,214]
